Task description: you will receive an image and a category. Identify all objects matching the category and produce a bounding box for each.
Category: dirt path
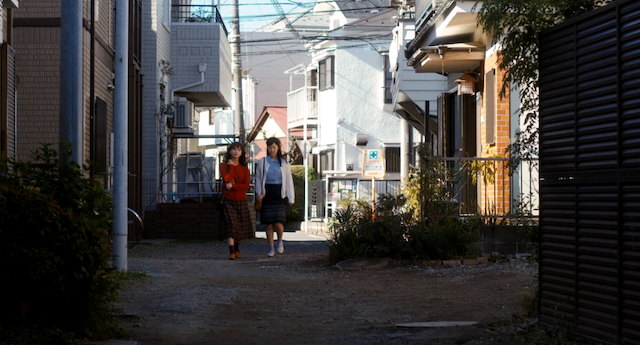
[115,238,537,345]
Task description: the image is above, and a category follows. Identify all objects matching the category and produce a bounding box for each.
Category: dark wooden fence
[539,1,640,343]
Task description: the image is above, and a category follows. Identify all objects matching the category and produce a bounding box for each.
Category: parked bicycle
[127,208,144,248]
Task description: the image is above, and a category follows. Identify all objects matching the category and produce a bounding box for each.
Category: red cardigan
[220,162,250,201]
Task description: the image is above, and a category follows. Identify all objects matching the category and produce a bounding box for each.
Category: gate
[539,1,640,343]
[308,180,325,219]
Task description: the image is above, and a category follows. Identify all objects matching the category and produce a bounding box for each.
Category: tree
[475,0,612,165]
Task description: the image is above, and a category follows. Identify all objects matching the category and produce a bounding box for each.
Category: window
[485,69,496,145]
[307,69,317,101]
[319,149,335,177]
[385,146,400,173]
[383,54,392,104]
[91,97,109,175]
[319,56,334,91]
[307,69,317,86]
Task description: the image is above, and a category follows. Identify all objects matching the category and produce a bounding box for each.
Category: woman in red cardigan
[218,142,253,260]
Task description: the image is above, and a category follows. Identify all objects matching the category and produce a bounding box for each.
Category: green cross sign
[362,149,385,178]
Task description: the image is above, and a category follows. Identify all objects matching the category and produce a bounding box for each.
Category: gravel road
[114,237,538,345]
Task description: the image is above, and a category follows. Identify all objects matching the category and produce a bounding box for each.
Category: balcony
[287,86,318,136]
[407,0,486,74]
[170,4,232,109]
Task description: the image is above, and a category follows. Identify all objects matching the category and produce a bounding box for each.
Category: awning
[394,92,437,136]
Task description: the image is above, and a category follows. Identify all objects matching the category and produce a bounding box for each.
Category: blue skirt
[260,184,287,225]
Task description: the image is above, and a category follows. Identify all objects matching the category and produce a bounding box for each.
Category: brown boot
[234,242,241,258]
[229,245,235,260]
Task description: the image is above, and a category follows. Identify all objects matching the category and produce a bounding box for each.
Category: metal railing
[436,156,539,218]
[171,4,228,36]
[159,181,256,203]
[287,86,318,123]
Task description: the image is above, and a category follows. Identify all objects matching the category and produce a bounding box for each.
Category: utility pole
[112,0,129,271]
[231,0,244,142]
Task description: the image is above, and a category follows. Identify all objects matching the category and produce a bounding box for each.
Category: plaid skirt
[218,199,255,241]
[260,184,288,225]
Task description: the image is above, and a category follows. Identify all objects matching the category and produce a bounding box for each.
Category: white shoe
[267,248,275,257]
[277,240,284,254]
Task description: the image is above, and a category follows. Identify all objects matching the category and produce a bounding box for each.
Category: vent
[174,97,195,128]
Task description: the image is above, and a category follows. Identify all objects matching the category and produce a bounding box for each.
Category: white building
[142,0,232,206]
[286,0,408,219]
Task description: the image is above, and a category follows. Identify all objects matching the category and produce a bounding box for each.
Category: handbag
[215,181,225,211]
[255,157,266,212]
[216,163,230,211]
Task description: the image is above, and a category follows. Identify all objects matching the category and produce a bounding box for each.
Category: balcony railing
[172,4,228,36]
[287,86,318,125]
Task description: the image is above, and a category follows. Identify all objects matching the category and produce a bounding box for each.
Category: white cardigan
[255,156,295,203]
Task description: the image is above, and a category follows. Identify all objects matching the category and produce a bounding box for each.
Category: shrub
[0,144,121,341]
[328,193,481,263]
[405,218,481,261]
[287,165,316,222]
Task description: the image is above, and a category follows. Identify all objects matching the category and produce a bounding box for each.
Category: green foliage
[404,218,481,261]
[328,145,483,263]
[0,143,121,341]
[402,144,460,229]
[475,0,612,166]
[328,193,481,263]
[287,165,316,222]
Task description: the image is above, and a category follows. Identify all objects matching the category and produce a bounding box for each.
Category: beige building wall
[13,0,115,164]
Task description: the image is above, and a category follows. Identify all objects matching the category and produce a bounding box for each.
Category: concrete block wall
[480,225,534,255]
[145,202,257,239]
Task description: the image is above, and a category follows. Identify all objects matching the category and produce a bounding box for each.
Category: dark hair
[224,142,247,166]
[266,137,285,165]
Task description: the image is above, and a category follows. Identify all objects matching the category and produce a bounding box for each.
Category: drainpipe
[90,0,95,176]
[170,63,207,103]
[169,63,206,154]
[60,0,83,164]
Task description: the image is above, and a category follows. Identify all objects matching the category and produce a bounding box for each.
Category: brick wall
[479,49,511,215]
[145,202,256,240]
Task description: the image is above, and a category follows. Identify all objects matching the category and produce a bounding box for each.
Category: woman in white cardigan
[255,137,295,257]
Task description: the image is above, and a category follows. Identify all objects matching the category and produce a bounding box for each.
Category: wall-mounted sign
[362,149,385,179]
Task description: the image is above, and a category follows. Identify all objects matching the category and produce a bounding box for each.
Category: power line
[220,5,397,22]
[238,41,392,56]
[240,33,393,44]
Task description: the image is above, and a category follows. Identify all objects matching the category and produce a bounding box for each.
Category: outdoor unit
[174,97,196,128]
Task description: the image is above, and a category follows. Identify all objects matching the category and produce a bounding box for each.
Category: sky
[191,0,317,32]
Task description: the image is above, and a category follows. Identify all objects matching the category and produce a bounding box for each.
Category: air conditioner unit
[174,97,195,128]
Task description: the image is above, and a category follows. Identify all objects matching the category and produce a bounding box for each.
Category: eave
[408,45,485,74]
[406,1,486,74]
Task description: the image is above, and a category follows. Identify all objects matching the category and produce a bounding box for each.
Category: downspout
[90,0,95,176]
[170,63,207,103]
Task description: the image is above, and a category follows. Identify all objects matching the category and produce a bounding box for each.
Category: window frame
[384,146,401,173]
[319,56,335,91]
[485,69,496,146]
